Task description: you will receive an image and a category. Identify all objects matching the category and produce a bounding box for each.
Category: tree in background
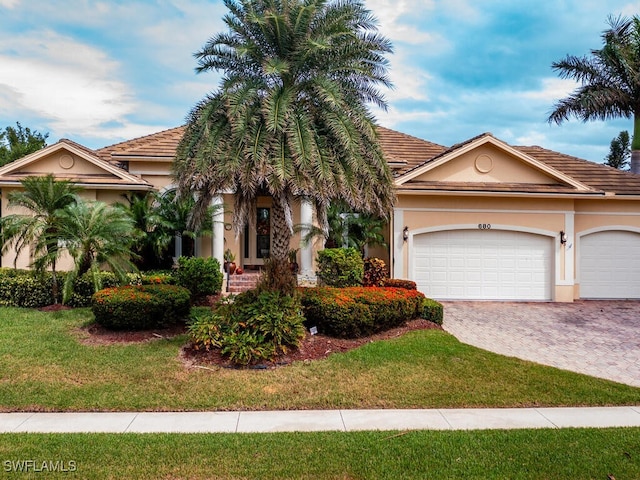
[548,15,640,173]
[605,130,630,169]
[0,175,81,303]
[0,122,48,166]
[174,0,394,293]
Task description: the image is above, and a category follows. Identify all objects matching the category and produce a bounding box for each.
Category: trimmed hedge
[173,257,223,300]
[316,248,363,287]
[382,278,417,290]
[91,284,191,330]
[422,298,444,325]
[300,286,426,338]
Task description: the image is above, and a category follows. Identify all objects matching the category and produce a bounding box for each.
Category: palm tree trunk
[270,197,292,262]
[632,113,640,173]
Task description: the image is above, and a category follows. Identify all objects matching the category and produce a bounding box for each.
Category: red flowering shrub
[300,286,425,338]
[91,284,191,330]
[382,278,417,290]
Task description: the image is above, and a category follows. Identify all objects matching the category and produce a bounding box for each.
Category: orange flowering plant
[300,286,426,338]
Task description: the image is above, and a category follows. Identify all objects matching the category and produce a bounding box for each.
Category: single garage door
[580,230,640,299]
[413,229,553,300]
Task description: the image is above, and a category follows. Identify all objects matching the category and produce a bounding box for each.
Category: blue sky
[1,0,639,163]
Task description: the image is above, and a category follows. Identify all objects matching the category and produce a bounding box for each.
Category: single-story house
[1,125,640,302]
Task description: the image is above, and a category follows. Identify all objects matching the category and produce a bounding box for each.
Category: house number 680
[478,224,491,230]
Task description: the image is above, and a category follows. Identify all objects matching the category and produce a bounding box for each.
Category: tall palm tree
[174,0,395,285]
[548,15,640,173]
[0,174,81,303]
[57,201,138,303]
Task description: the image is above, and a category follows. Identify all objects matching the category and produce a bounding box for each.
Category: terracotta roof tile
[376,126,447,175]
[400,181,588,194]
[516,146,640,195]
[97,126,185,161]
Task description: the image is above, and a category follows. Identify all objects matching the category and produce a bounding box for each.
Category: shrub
[382,278,417,290]
[172,257,223,300]
[91,284,191,330]
[363,257,388,286]
[300,286,425,338]
[316,248,363,287]
[0,269,55,307]
[188,290,306,365]
[422,298,444,325]
[65,271,120,308]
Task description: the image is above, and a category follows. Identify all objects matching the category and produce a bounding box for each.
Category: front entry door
[243,207,271,266]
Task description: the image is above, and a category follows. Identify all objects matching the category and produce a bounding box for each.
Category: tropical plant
[0,122,48,166]
[605,130,630,169]
[174,0,395,292]
[0,174,81,303]
[548,15,640,172]
[119,190,216,269]
[57,201,138,303]
[298,201,387,255]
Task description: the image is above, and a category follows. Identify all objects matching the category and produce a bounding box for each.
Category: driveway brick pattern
[442,301,640,388]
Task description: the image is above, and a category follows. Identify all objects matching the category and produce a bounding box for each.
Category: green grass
[0,307,639,411]
[1,428,639,479]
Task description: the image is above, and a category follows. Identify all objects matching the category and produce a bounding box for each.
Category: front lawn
[0,307,638,411]
[1,429,639,479]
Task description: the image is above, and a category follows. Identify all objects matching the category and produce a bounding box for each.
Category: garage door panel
[413,230,552,300]
[580,231,640,299]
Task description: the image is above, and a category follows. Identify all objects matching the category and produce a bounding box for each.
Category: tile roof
[97,126,185,162]
[94,125,640,196]
[516,146,640,195]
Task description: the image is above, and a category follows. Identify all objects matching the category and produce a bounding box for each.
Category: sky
[1,1,640,163]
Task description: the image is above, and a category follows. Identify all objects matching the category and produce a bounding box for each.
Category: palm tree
[0,174,81,303]
[548,15,640,173]
[57,201,138,303]
[174,0,395,288]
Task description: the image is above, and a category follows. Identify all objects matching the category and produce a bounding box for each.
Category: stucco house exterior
[1,125,640,302]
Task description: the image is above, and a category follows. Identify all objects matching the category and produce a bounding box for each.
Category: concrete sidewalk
[1,407,640,433]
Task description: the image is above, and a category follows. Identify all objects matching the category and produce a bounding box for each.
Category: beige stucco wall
[414,144,557,184]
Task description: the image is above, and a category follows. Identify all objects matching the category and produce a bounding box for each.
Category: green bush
[172,257,222,300]
[0,269,56,307]
[65,271,120,307]
[382,278,417,290]
[316,248,363,287]
[422,298,444,325]
[300,286,425,338]
[91,284,191,330]
[363,257,388,286]
[188,290,306,365]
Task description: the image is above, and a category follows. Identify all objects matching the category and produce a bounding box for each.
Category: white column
[212,195,225,270]
[564,211,575,283]
[299,199,314,278]
[393,208,404,279]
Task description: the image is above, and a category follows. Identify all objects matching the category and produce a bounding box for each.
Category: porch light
[403,226,409,242]
[560,230,567,245]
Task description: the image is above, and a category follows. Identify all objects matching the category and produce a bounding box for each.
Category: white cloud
[521,78,580,102]
[0,30,138,139]
[366,0,438,45]
[0,0,19,8]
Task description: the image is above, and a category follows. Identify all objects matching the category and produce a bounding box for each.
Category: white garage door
[580,230,640,299]
[413,229,553,300]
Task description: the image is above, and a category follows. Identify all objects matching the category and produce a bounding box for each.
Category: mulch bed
[182,318,442,369]
[72,306,442,368]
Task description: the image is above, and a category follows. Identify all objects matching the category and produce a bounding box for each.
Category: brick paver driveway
[442,301,640,387]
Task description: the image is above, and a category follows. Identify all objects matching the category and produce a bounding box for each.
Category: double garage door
[580,230,640,299]
[413,229,553,301]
